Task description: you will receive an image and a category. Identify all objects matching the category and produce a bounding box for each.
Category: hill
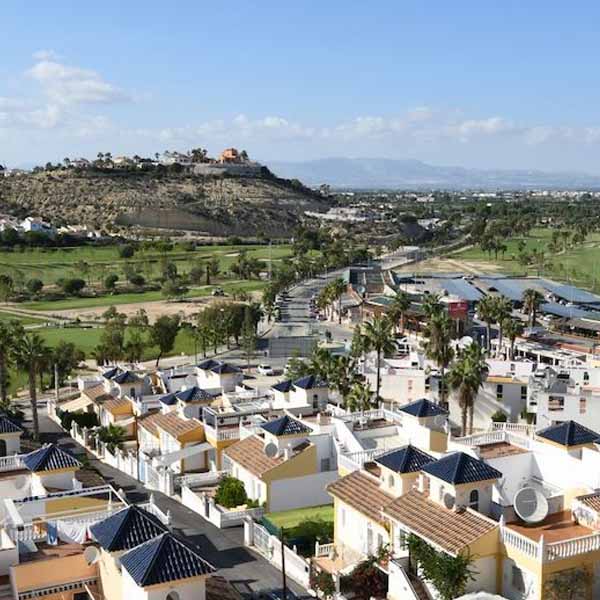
[0,168,327,236]
[268,157,600,190]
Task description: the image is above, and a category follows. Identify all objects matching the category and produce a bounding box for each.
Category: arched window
[166,592,180,600]
[469,489,479,511]
[388,474,395,488]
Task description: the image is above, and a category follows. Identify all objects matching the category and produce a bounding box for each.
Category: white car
[257,364,275,376]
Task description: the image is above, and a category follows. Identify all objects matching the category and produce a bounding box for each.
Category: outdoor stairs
[408,572,431,600]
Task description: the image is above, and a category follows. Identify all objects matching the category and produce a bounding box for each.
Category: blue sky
[2,1,600,171]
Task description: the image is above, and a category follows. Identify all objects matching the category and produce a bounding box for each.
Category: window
[388,474,395,488]
[340,507,346,527]
[425,376,431,392]
[496,384,504,400]
[166,593,181,600]
[510,363,516,373]
[521,386,527,401]
[469,489,479,511]
[74,594,91,600]
[130,387,136,398]
[584,372,590,383]
[438,485,445,502]
[548,395,564,411]
[320,458,331,472]
[511,566,525,593]
[407,379,413,392]
[397,529,408,551]
[580,397,587,415]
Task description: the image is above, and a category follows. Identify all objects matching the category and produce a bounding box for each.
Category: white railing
[501,526,540,559]
[545,532,600,562]
[177,470,227,488]
[217,428,240,441]
[239,422,263,439]
[18,577,99,600]
[315,542,335,558]
[0,454,25,472]
[338,447,388,471]
[338,409,385,423]
[491,422,536,437]
[452,430,506,446]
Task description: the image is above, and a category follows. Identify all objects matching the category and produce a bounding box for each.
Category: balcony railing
[0,454,25,472]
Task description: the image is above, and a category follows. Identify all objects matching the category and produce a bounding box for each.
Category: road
[35,410,308,598]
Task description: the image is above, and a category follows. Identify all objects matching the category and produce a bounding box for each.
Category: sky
[2,1,600,172]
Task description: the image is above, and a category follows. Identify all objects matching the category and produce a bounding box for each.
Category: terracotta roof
[138,412,163,437]
[576,492,600,512]
[82,384,115,404]
[327,470,394,526]
[154,413,202,440]
[384,490,497,555]
[103,396,132,414]
[223,435,284,477]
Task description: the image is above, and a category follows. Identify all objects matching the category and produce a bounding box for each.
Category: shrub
[118,244,135,258]
[491,410,507,423]
[104,273,119,290]
[26,278,44,295]
[59,278,86,296]
[59,410,99,431]
[215,476,248,508]
[128,273,145,287]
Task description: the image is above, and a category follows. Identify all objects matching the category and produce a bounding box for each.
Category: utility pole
[268,241,272,281]
[54,363,59,402]
[280,527,288,600]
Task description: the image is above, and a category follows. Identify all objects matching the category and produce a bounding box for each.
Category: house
[219,148,241,163]
[196,360,243,393]
[0,415,22,456]
[223,414,337,511]
[20,216,56,236]
[270,376,329,412]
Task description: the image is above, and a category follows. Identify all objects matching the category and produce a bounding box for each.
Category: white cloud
[32,49,61,62]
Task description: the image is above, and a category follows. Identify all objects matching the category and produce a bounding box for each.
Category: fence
[0,454,25,472]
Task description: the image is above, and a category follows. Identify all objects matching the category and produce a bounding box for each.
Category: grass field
[0,243,293,286]
[452,228,600,290]
[0,311,47,325]
[265,505,334,530]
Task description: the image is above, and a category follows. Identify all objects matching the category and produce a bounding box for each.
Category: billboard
[448,300,469,320]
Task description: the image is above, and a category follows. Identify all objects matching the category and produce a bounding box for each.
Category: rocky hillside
[0,168,328,236]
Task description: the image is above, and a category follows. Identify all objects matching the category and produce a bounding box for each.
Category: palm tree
[448,343,488,435]
[477,296,497,354]
[522,288,544,328]
[494,296,512,358]
[96,423,126,453]
[328,355,360,406]
[0,321,21,410]
[12,333,49,440]
[423,311,455,407]
[388,290,411,334]
[347,382,372,413]
[361,315,395,402]
[331,278,347,325]
[422,292,442,318]
[308,347,335,382]
[502,318,524,360]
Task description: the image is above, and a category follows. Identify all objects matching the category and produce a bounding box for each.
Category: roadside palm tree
[494,296,512,358]
[328,355,360,406]
[331,278,347,325]
[423,311,455,407]
[361,315,395,402]
[0,321,22,410]
[522,288,544,328]
[96,423,126,453]
[422,292,442,318]
[347,382,373,412]
[477,296,497,354]
[12,332,49,440]
[502,317,524,360]
[309,347,335,382]
[448,342,488,435]
[388,290,411,334]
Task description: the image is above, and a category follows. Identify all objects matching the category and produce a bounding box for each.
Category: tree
[448,342,488,435]
[209,256,220,279]
[361,315,395,402]
[522,288,544,328]
[423,311,454,406]
[149,315,180,367]
[422,292,442,318]
[543,567,592,600]
[96,307,128,364]
[215,476,247,508]
[118,244,135,259]
[494,296,512,357]
[12,332,49,440]
[477,296,497,354]
[51,341,85,387]
[0,321,20,409]
[0,274,14,302]
[328,355,360,404]
[310,569,335,600]
[125,309,149,363]
[346,555,388,600]
[330,278,346,324]
[26,278,43,296]
[502,317,523,360]
[388,290,411,333]
[96,423,126,453]
[161,277,188,301]
[240,307,257,367]
[59,278,86,296]
[104,273,119,291]
[347,382,372,412]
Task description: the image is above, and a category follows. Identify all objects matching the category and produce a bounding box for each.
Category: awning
[153,442,212,467]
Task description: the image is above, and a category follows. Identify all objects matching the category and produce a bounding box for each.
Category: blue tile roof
[272,380,293,393]
[439,278,483,302]
[210,362,241,374]
[399,398,448,418]
[293,375,327,390]
[261,415,311,436]
[159,393,177,406]
[375,445,435,474]
[113,371,139,384]
[421,452,502,484]
[197,359,220,370]
[0,415,22,434]
[176,386,216,403]
[537,421,599,447]
[120,532,215,587]
[102,367,123,380]
[23,444,81,472]
[90,505,167,552]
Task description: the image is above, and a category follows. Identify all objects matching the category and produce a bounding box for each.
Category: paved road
[36,411,308,599]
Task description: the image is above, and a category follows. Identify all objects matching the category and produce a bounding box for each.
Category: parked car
[257,364,275,376]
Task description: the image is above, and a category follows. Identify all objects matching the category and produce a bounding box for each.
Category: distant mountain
[267,157,600,190]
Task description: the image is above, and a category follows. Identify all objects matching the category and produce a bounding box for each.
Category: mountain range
[267,157,600,190]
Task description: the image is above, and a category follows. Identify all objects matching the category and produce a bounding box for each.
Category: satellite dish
[14,475,28,490]
[443,492,455,510]
[264,442,278,459]
[182,405,195,419]
[514,487,549,524]
[83,546,100,566]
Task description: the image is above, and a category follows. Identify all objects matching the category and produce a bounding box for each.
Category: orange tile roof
[138,412,163,437]
[103,396,133,414]
[223,435,283,477]
[327,470,394,526]
[154,413,203,440]
[82,384,115,403]
[384,490,497,555]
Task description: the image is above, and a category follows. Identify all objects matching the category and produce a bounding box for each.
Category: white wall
[0,531,18,577]
[465,556,497,596]
[269,471,338,512]
[122,568,207,600]
[35,470,76,491]
[0,434,21,456]
[501,557,537,600]
[335,502,388,557]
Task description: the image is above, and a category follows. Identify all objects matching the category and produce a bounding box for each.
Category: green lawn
[22,279,268,312]
[265,505,334,530]
[0,243,293,287]
[0,311,48,325]
[452,228,600,291]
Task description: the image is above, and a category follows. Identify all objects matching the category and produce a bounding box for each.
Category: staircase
[408,572,431,600]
